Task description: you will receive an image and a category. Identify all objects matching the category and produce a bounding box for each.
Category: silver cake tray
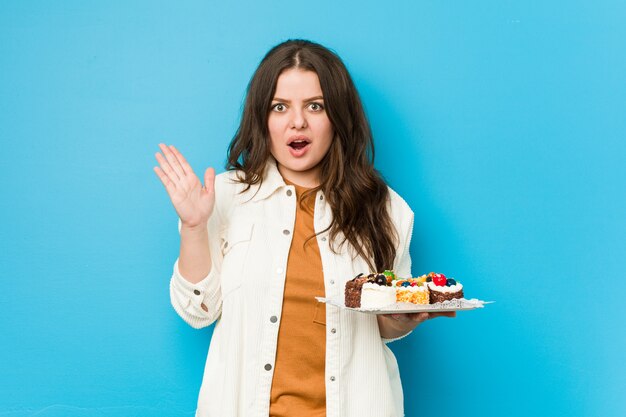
[316,296,494,314]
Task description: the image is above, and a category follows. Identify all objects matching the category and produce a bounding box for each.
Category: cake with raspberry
[426,272,464,303]
[393,277,430,304]
[345,272,395,308]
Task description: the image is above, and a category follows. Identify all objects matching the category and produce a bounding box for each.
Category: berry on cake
[426,272,464,303]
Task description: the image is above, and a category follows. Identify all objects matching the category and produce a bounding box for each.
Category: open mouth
[288,140,310,150]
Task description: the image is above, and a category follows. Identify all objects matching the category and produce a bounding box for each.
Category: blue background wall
[1,1,624,416]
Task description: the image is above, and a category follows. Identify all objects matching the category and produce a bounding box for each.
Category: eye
[271,103,287,112]
[308,102,324,112]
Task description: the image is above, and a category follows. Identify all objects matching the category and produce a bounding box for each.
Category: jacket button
[320,195,324,200]
[282,229,290,235]
[264,364,272,371]
[224,241,228,249]
[330,280,335,285]
[286,189,292,196]
[331,328,336,334]
[321,237,327,242]
[193,290,201,295]
[330,376,335,381]
[270,316,278,323]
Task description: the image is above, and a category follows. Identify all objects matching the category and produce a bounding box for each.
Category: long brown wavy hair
[227,39,397,272]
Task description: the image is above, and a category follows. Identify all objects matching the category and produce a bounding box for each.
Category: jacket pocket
[220,221,254,297]
[313,302,326,326]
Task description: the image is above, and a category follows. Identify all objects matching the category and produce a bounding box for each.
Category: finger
[153,166,177,194]
[159,143,185,180]
[155,151,181,182]
[169,145,195,177]
[389,314,412,323]
[408,312,430,323]
[203,167,215,196]
[429,311,457,319]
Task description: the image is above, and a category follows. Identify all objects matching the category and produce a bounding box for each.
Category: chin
[289,161,320,173]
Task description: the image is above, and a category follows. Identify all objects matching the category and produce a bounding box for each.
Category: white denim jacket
[170,160,415,417]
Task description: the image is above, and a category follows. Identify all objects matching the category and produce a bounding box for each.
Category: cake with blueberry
[393,277,430,304]
[345,272,395,309]
[426,272,464,303]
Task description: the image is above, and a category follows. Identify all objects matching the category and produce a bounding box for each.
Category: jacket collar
[248,158,287,202]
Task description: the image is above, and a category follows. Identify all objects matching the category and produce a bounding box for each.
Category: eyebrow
[272,95,324,102]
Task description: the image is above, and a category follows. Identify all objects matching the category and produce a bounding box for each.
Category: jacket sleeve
[169,176,227,329]
[390,188,414,279]
[382,188,415,344]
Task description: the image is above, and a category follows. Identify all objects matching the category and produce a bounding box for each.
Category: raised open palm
[153,144,215,229]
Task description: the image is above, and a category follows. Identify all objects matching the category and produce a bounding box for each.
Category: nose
[290,108,307,129]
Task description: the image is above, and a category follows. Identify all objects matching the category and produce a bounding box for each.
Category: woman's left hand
[377,311,456,339]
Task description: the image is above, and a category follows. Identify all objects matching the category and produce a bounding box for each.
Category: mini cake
[345,274,369,308]
[426,272,464,303]
[393,278,429,304]
[345,272,395,308]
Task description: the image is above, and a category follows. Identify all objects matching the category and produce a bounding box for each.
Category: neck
[277,165,321,188]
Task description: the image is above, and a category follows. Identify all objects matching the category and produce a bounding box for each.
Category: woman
[154,39,453,417]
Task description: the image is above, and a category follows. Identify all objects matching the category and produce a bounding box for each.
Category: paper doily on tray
[316,296,493,314]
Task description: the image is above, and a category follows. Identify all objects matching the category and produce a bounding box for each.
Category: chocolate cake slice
[345,275,368,308]
[428,287,464,303]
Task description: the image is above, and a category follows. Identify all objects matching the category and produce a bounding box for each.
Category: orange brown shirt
[269,181,327,417]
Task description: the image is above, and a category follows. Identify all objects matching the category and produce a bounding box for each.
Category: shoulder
[386,185,414,222]
[214,170,244,192]
[386,185,415,244]
[213,170,250,216]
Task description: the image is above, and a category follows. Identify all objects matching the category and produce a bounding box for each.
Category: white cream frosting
[427,281,463,293]
[360,283,396,309]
